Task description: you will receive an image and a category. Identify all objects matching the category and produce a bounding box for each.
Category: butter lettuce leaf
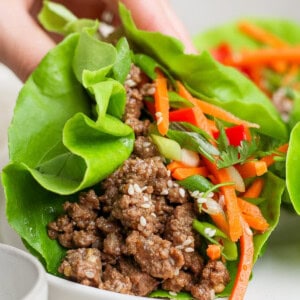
[6,32,134,195]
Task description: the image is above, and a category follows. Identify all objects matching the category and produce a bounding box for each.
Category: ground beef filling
[47,65,230,299]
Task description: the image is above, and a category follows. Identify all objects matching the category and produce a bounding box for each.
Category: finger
[0,2,55,82]
[118,0,197,54]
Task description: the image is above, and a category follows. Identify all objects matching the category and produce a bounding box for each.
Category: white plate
[1,2,300,299]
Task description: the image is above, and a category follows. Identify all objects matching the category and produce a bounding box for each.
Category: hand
[0,0,196,82]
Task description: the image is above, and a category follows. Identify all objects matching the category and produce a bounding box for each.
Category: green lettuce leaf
[38,0,99,36]
[286,122,300,214]
[119,4,287,141]
[193,18,300,51]
[6,32,134,195]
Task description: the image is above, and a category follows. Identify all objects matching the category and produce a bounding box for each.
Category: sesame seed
[157,116,163,125]
[126,79,136,87]
[143,195,149,202]
[140,216,147,226]
[167,180,173,188]
[204,227,216,237]
[155,111,162,118]
[128,184,134,195]
[184,247,194,253]
[167,170,171,177]
[179,188,186,197]
[174,268,180,276]
[173,183,179,188]
[169,257,175,266]
[183,238,193,246]
[141,203,151,209]
[141,186,148,192]
[147,87,156,95]
[151,212,157,218]
[169,291,177,296]
[160,188,169,195]
[143,142,151,147]
[175,245,184,250]
[85,271,95,278]
[133,183,141,193]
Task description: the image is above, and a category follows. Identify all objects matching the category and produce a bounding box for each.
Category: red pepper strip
[213,125,251,147]
[144,100,156,117]
[211,42,233,64]
[229,216,254,300]
[169,108,200,127]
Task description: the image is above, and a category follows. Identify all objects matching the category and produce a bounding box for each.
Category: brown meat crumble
[47,64,230,299]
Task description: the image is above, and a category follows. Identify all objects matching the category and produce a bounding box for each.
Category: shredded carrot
[192,97,260,129]
[204,159,243,242]
[206,244,222,260]
[166,161,189,172]
[260,143,289,167]
[228,46,300,67]
[176,81,212,135]
[210,212,229,237]
[237,197,269,232]
[171,167,208,180]
[242,178,265,198]
[238,21,287,48]
[229,217,254,300]
[154,70,169,136]
[235,160,268,178]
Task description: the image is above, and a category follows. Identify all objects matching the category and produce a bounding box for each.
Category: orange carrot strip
[229,217,254,300]
[171,167,208,180]
[154,70,169,136]
[166,161,189,172]
[228,46,300,67]
[204,159,243,242]
[242,214,269,232]
[237,197,269,232]
[235,160,268,179]
[192,98,259,129]
[260,143,289,167]
[210,212,229,237]
[238,21,287,48]
[206,244,222,260]
[176,81,212,135]
[242,178,265,198]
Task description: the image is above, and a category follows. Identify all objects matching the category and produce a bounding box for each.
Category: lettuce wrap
[1,2,286,299]
[194,18,300,214]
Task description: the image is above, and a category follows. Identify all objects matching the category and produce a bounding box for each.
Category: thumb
[120,0,197,54]
[0,3,55,82]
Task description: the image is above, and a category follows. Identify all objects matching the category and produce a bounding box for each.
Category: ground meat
[47,191,100,249]
[126,231,184,279]
[96,216,120,234]
[59,248,102,287]
[201,260,230,294]
[191,281,215,300]
[133,136,159,159]
[102,232,124,256]
[162,270,193,292]
[119,258,159,296]
[100,265,132,294]
[125,118,150,136]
